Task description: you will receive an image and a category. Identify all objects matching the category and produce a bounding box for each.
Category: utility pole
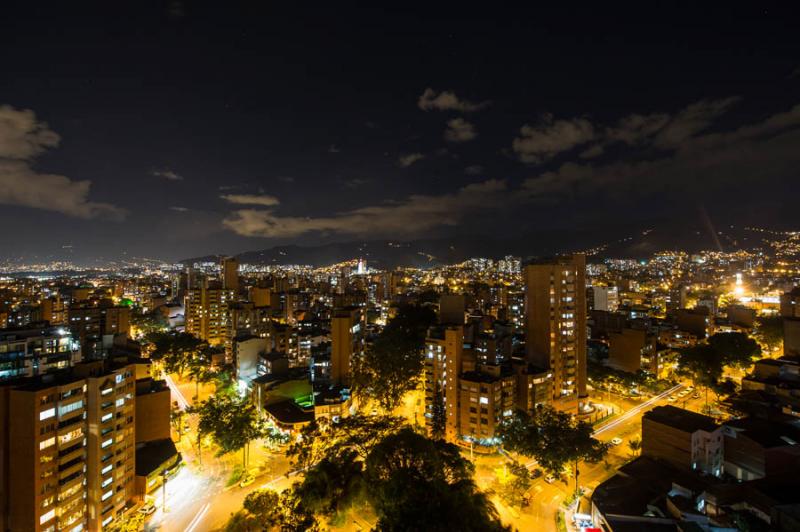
[161,470,168,513]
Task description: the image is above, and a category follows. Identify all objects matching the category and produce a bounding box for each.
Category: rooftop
[264,399,314,425]
[724,417,800,448]
[135,438,181,477]
[644,405,718,433]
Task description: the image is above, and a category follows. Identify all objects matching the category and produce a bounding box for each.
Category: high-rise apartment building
[1,373,88,532]
[424,325,464,442]
[330,307,364,387]
[524,254,587,406]
[75,362,137,530]
[0,360,137,532]
[184,281,234,347]
[221,257,240,293]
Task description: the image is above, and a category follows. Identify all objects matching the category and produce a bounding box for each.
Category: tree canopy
[246,416,507,531]
[755,316,783,351]
[193,393,264,465]
[145,331,206,376]
[287,414,406,468]
[707,332,762,369]
[365,428,508,531]
[351,304,436,411]
[499,406,607,476]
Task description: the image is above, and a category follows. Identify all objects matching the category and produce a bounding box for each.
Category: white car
[610,437,623,446]
[544,474,557,484]
[667,396,677,402]
[137,502,156,516]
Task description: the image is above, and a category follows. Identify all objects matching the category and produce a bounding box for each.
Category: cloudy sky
[1,4,799,263]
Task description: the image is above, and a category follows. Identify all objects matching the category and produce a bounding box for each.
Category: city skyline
[1,4,799,262]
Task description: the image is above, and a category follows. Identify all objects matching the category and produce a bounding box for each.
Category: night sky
[1,3,799,264]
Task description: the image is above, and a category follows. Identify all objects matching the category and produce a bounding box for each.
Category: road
[145,373,294,532]
[480,382,714,531]
[144,375,712,532]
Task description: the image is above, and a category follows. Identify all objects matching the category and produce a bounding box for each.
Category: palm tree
[628,438,642,457]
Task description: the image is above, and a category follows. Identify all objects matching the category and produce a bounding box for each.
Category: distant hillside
[182,223,773,269]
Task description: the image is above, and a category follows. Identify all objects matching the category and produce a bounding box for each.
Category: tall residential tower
[524,254,587,407]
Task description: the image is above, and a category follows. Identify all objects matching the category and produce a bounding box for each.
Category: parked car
[138,502,156,516]
[544,474,557,484]
[610,437,623,446]
[240,470,259,488]
[531,468,543,479]
[667,395,677,402]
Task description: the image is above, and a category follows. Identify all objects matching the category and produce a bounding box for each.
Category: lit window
[479,397,489,405]
[101,489,113,501]
[39,408,55,421]
[40,509,55,525]
[39,437,56,450]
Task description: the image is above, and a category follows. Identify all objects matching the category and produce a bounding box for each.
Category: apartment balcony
[57,444,85,464]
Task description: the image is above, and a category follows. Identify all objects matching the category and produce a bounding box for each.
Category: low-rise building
[642,405,723,477]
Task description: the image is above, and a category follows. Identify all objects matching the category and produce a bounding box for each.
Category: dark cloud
[0,105,125,220]
[512,115,594,163]
[223,179,508,238]
[444,118,477,142]
[397,153,425,167]
[418,88,490,112]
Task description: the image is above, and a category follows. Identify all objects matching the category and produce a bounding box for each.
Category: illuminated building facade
[524,254,588,405]
[0,325,81,381]
[330,306,364,387]
[184,281,234,347]
[0,361,136,531]
[424,325,464,442]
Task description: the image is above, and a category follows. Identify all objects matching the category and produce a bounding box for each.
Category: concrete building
[250,286,271,308]
[439,294,466,325]
[134,378,171,443]
[722,417,800,481]
[642,405,723,477]
[1,373,89,531]
[221,256,239,293]
[184,281,234,348]
[0,324,81,381]
[0,360,137,531]
[68,300,131,359]
[512,359,553,413]
[785,318,800,358]
[727,305,756,329]
[780,287,800,318]
[741,357,800,413]
[457,364,516,446]
[607,327,658,374]
[675,307,711,339]
[524,255,587,406]
[330,307,364,387]
[74,362,137,531]
[588,285,619,312]
[39,295,67,326]
[424,325,464,441]
[233,335,269,384]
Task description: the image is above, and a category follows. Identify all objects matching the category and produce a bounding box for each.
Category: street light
[161,470,168,513]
